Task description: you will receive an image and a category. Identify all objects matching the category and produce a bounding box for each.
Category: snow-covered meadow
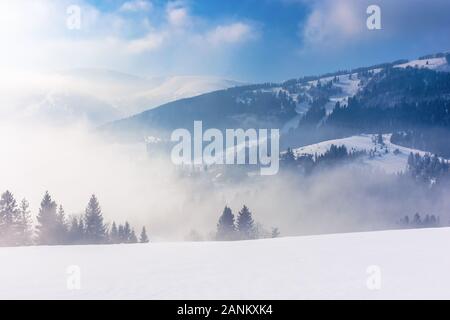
[1,227,449,300]
[293,134,429,174]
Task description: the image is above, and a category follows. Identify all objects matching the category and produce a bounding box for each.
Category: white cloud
[299,0,450,51]
[166,3,190,28]
[120,0,152,12]
[301,0,364,48]
[206,23,256,46]
[126,31,167,53]
[0,0,260,79]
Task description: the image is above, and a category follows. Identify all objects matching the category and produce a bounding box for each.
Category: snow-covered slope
[293,134,431,174]
[395,57,450,72]
[1,228,450,299]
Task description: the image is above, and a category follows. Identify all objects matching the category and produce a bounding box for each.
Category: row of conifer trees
[0,190,149,247]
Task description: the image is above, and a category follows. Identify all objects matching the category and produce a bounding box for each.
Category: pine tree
[56,205,68,244]
[77,217,85,242]
[282,148,296,167]
[0,191,20,246]
[118,224,125,243]
[271,227,280,238]
[413,213,422,227]
[236,205,255,240]
[110,221,119,244]
[139,226,149,243]
[216,206,235,240]
[84,195,107,244]
[376,133,384,145]
[68,216,82,244]
[129,228,138,243]
[17,199,33,245]
[123,221,131,243]
[36,191,59,245]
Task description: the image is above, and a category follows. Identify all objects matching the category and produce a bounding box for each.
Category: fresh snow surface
[293,134,432,174]
[1,228,450,299]
[395,57,449,72]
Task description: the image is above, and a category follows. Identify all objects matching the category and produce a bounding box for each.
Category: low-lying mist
[1,121,449,241]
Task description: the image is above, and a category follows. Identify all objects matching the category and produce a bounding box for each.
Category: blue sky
[3,0,450,82]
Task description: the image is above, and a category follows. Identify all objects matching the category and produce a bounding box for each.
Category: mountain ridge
[103,52,450,156]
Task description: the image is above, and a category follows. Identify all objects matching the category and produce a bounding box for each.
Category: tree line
[280,144,367,174]
[0,191,149,247]
[216,205,280,241]
[399,213,440,229]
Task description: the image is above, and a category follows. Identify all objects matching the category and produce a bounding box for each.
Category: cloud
[120,0,152,12]
[299,0,450,50]
[300,0,365,48]
[0,0,261,79]
[206,22,256,46]
[126,31,167,53]
[166,3,190,28]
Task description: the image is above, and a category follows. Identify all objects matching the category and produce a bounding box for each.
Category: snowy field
[293,134,431,174]
[1,227,450,299]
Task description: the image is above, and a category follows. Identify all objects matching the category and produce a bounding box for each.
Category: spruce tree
[139,226,149,243]
[236,205,255,240]
[271,227,280,238]
[68,216,81,244]
[118,224,125,243]
[110,221,119,244]
[77,217,85,243]
[216,206,235,240]
[36,191,59,245]
[17,199,33,245]
[123,221,131,243]
[56,205,68,244]
[0,191,20,246]
[129,228,138,243]
[84,195,107,244]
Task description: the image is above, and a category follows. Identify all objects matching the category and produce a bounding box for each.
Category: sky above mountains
[2,0,450,82]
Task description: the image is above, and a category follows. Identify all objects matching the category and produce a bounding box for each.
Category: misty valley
[2,52,450,246]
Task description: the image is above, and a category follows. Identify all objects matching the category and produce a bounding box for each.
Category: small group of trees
[399,213,440,229]
[0,190,150,247]
[216,205,280,241]
[407,152,449,183]
[0,191,33,246]
[281,144,366,174]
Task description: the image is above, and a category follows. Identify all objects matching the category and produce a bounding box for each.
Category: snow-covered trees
[236,205,255,240]
[407,152,449,183]
[17,199,33,245]
[110,221,119,244]
[216,205,277,241]
[0,191,30,246]
[271,227,280,238]
[84,195,107,244]
[140,226,149,243]
[109,221,140,244]
[399,213,440,229]
[36,191,60,245]
[216,206,236,240]
[0,190,148,247]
